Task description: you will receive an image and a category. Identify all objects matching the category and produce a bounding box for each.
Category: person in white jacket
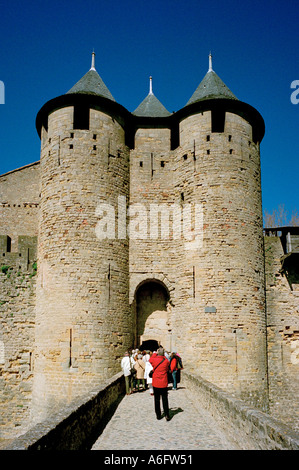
[144,351,154,395]
[121,351,133,395]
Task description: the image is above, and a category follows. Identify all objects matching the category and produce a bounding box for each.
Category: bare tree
[290,208,299,226]
[264,204,299,227]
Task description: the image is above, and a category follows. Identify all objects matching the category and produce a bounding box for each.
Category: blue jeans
[172,370,177,389]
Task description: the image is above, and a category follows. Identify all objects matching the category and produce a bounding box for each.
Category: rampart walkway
[92,382,236,450]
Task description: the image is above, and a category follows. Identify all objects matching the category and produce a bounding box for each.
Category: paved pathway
[91,380,237,450]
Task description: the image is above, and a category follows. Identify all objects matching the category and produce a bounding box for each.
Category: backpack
[176,355,183,370]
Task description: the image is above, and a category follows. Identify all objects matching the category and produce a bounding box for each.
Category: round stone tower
[32,54,131,421]
[174,55,268,409]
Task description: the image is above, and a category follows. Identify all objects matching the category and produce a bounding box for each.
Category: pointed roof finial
[90,50,96,71]
[208,52,213,72]
[149,76,153,95]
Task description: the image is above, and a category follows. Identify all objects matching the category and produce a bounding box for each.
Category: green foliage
[1,265,10,275]
[29,261,37,278]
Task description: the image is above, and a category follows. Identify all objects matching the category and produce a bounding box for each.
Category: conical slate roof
[133,77,171,117]
[186,54,238,106]
[66,52,115,101]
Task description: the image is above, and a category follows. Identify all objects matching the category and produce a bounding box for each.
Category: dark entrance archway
[135,280,172,351]
[138,339,160,352]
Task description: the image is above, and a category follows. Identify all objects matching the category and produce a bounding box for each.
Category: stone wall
[0,167,39,433]
[175,111,267,409]
[0,264,36,438]
[129,110,268,410]
[3,371,125,450]
[265,235,299,431]
[184,371,299,450]
[129,126,179,352]
[0,162,40,251]
[32,106,131,422]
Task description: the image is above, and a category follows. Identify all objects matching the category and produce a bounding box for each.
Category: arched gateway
[134,280,172,351]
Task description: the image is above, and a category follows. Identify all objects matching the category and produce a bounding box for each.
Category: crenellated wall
[0,162,40,252]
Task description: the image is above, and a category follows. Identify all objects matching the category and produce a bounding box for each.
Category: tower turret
[32,54,131,421]
[66,52,115,101]
[186,53,238,105]
[133,76,171,117]
[174,55,267,409]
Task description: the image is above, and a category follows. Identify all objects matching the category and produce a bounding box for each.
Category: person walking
[144,351,154,395]
[134,354,146,390]
[121,351,133,395]
[149,347,171,421]
[170,351,183,390]
[130,350,137,391]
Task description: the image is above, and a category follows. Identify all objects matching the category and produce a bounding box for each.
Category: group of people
[121,347,183,421]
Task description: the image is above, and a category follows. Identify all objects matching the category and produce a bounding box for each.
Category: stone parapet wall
[183,371,299,450]
[3,372,125,450]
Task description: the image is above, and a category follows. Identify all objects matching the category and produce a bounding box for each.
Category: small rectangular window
[7,236,11,253]
[212,109,225,133]
[161,161,165,167]
[139,161,143,167]
[73,104,90,130]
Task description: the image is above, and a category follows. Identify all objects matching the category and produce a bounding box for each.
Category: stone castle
[0,53,298,437]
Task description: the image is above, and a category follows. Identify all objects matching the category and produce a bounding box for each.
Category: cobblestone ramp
[91,382,237,450]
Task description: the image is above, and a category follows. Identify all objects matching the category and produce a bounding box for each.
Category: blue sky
[0,0,298,221]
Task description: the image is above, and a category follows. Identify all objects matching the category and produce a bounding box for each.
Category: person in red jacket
[149,347,171,421]
[170,351,183,390]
